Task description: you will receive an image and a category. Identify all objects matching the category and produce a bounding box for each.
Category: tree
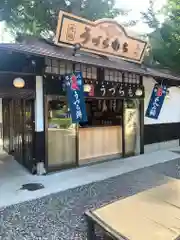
[0,0,130,37]
[141,0,180,73]
[141,0,160,29]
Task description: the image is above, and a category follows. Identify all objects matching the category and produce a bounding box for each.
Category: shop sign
[124,108,137,154]
[55,11,147,63]
[94,81,144,98]
[145,84,167,119]
[64,72,87,123]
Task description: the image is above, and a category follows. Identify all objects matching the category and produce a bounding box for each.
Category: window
[124,72,140,84]
[105,69,122,82]
[59,63,66,75]
[75,64,97,80]
[79,99,123,127]
[45,58,73,75]
[52,59,59,74]
[45,58,52,73]
[48,100,72,129]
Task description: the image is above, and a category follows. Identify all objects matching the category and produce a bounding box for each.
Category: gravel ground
[0,158,180,240]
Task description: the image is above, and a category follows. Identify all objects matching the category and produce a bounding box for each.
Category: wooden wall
[144,123,180,145]
[79,126,122,163]
[48,128,76,167]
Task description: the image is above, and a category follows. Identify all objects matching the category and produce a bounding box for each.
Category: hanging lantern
[13,78,25,88]
[135,88,143,96]
[84,84,91,92]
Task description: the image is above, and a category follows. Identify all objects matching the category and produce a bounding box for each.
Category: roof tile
[0,39,179,81]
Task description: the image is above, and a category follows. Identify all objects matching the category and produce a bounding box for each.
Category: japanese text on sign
[56,11,147,63]
[95,81,144,98]
[65,72,87,123]
[73,83,82,120]
[149,96,160,117]
[145,84,167,120]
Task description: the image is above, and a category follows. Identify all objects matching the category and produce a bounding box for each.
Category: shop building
[0,11,179,174]
[144,73,180,153]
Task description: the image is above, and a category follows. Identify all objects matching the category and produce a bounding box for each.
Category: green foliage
[141,0,180,73]
[49,118,72,129]
[0,0,128,37]
[141,0,160,29]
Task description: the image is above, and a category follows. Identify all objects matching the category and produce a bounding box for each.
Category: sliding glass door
[47,96,77,169]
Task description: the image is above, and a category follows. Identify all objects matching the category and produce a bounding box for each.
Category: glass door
[2,98,35,172]
[23,99,35,171]
[2,99,10,152]
[47,96,77,169]
[123,99,140,157]
[12,99,24,164]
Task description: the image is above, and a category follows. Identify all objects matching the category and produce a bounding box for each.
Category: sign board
[56,11,147,63]
[124,108,137,155]
[94,81,144,98]
[145,84,167,119]
[64,72,87,123]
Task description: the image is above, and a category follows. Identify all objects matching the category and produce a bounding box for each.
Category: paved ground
[1,149,180,208]
[0,158,180,240]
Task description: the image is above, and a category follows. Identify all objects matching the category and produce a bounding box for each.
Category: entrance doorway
[2,98,35,172]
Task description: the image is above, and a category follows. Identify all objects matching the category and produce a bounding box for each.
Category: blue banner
[145,84,167,119]
[64,72,87,123]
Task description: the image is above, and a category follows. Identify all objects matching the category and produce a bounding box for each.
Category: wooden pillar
[0,98,3,148]
[140,75,144,154]
[35,75,46,175]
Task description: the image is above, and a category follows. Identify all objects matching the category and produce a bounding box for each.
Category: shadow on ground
[0,158,180,240]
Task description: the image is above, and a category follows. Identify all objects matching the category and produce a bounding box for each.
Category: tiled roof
[0,39,179,81]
